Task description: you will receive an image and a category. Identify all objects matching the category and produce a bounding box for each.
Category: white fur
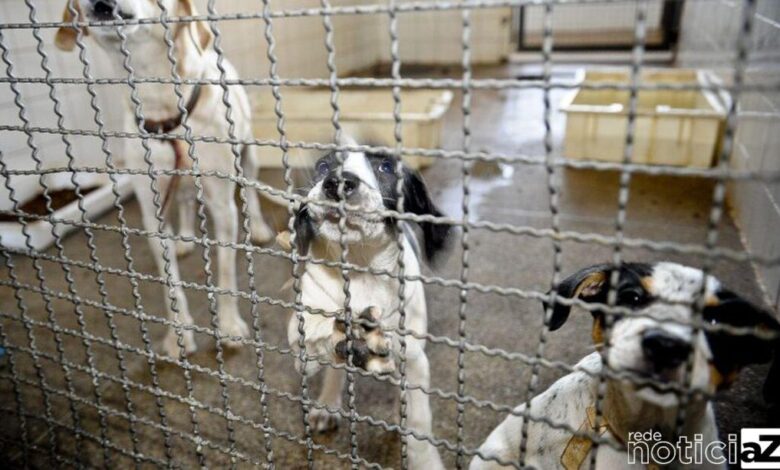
[471,263,727,469]
[58,0,275,356]
[288,149,445,470]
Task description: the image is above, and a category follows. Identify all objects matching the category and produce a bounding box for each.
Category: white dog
[286,143,452,469]
[55,0,275,356]
[471,262,780,469]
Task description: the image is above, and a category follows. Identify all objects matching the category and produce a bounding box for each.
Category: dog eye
[378,159,395,174]
[618,289,646,307]
[315,160,329,175]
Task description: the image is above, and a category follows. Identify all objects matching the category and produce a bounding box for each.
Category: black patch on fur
[545,262,654,331]
[335,337,370,369]
[703,290,780,383]
[401,169,452,264]
[764,350,780,404]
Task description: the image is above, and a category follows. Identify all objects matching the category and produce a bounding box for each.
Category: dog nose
[322,172,360,200]
[91,0,117,19]
[641,329,691,370]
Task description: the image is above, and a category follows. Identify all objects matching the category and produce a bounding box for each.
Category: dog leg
[133,177,197,356]
[404,339,445,470]
[309,366,346,433]
[203,177,249,347]
[242,144,275,244]
[175,183,196,257]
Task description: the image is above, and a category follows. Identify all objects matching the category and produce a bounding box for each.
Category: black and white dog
[286,141,451,469]
[471,262,780,469]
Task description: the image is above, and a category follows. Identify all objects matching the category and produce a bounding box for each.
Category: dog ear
[55,1,88,52]
[545,264,613,331]
[703,291,780,388]
[177,0,213,55]
[292,203,315,256]
[402,169,452,264]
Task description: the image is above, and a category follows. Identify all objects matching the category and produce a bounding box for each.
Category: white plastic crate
[561,69,727,167]
[251,88,453,169]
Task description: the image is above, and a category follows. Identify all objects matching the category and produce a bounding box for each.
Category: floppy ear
[402,169,452,264]
[545,264,612,331]
[703,292,780,385]
[292,203,315,256]
[177,0,213,55]
[55,1,88,52]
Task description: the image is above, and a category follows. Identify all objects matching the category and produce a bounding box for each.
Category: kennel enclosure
[0,0,779,468]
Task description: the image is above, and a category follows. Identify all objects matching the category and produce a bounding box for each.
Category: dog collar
[561,406,661,470]
[139,83,202,136]
[142,84,202,217]
[561,406,612,470]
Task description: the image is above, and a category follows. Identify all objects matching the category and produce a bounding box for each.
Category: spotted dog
[55,0,276,356]
[287,140,452,470]
[470,262,780,470]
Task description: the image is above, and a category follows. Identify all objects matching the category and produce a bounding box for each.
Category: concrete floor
[1,64,777,468]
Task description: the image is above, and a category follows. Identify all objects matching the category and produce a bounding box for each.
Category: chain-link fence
[1,0,779,468]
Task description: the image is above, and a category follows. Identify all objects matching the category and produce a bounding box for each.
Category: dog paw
[218,314,250,348]
[175,239,196,258]
[250,219,275,245]
[308,406,342,433]
[333,307,395,374]
[161,328,197,357]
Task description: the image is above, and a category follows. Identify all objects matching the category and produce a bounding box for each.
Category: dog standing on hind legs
[55,0,276,356]
[286,141,452,469]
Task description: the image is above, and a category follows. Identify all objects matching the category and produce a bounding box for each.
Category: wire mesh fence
[0,0,779,468]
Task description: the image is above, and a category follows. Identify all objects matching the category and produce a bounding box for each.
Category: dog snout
[89,0,133,20]
[641,329,691,370]
[91,0,116,17]
[323,172,360,201]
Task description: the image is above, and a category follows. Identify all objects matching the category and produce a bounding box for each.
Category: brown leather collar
[143,84,201,218]
[140,84,202,136]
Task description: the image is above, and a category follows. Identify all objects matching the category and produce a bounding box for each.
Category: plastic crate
[251,88,453,170]
[561,69,727,168]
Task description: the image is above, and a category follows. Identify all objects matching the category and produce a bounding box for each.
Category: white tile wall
[376,5,512,65]
[523,2,664,35]
[677,0,780,309]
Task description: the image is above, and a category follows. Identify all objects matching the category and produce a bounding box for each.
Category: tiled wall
[381,4,512,65]
[0,1,511,210]
[677,0,780,309]
[210,0,385,79]
[522,1,665,46]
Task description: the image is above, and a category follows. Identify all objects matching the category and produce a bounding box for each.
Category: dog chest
[301,267,423,319]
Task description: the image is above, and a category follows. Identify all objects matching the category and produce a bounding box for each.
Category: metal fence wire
[0,0,779,468]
